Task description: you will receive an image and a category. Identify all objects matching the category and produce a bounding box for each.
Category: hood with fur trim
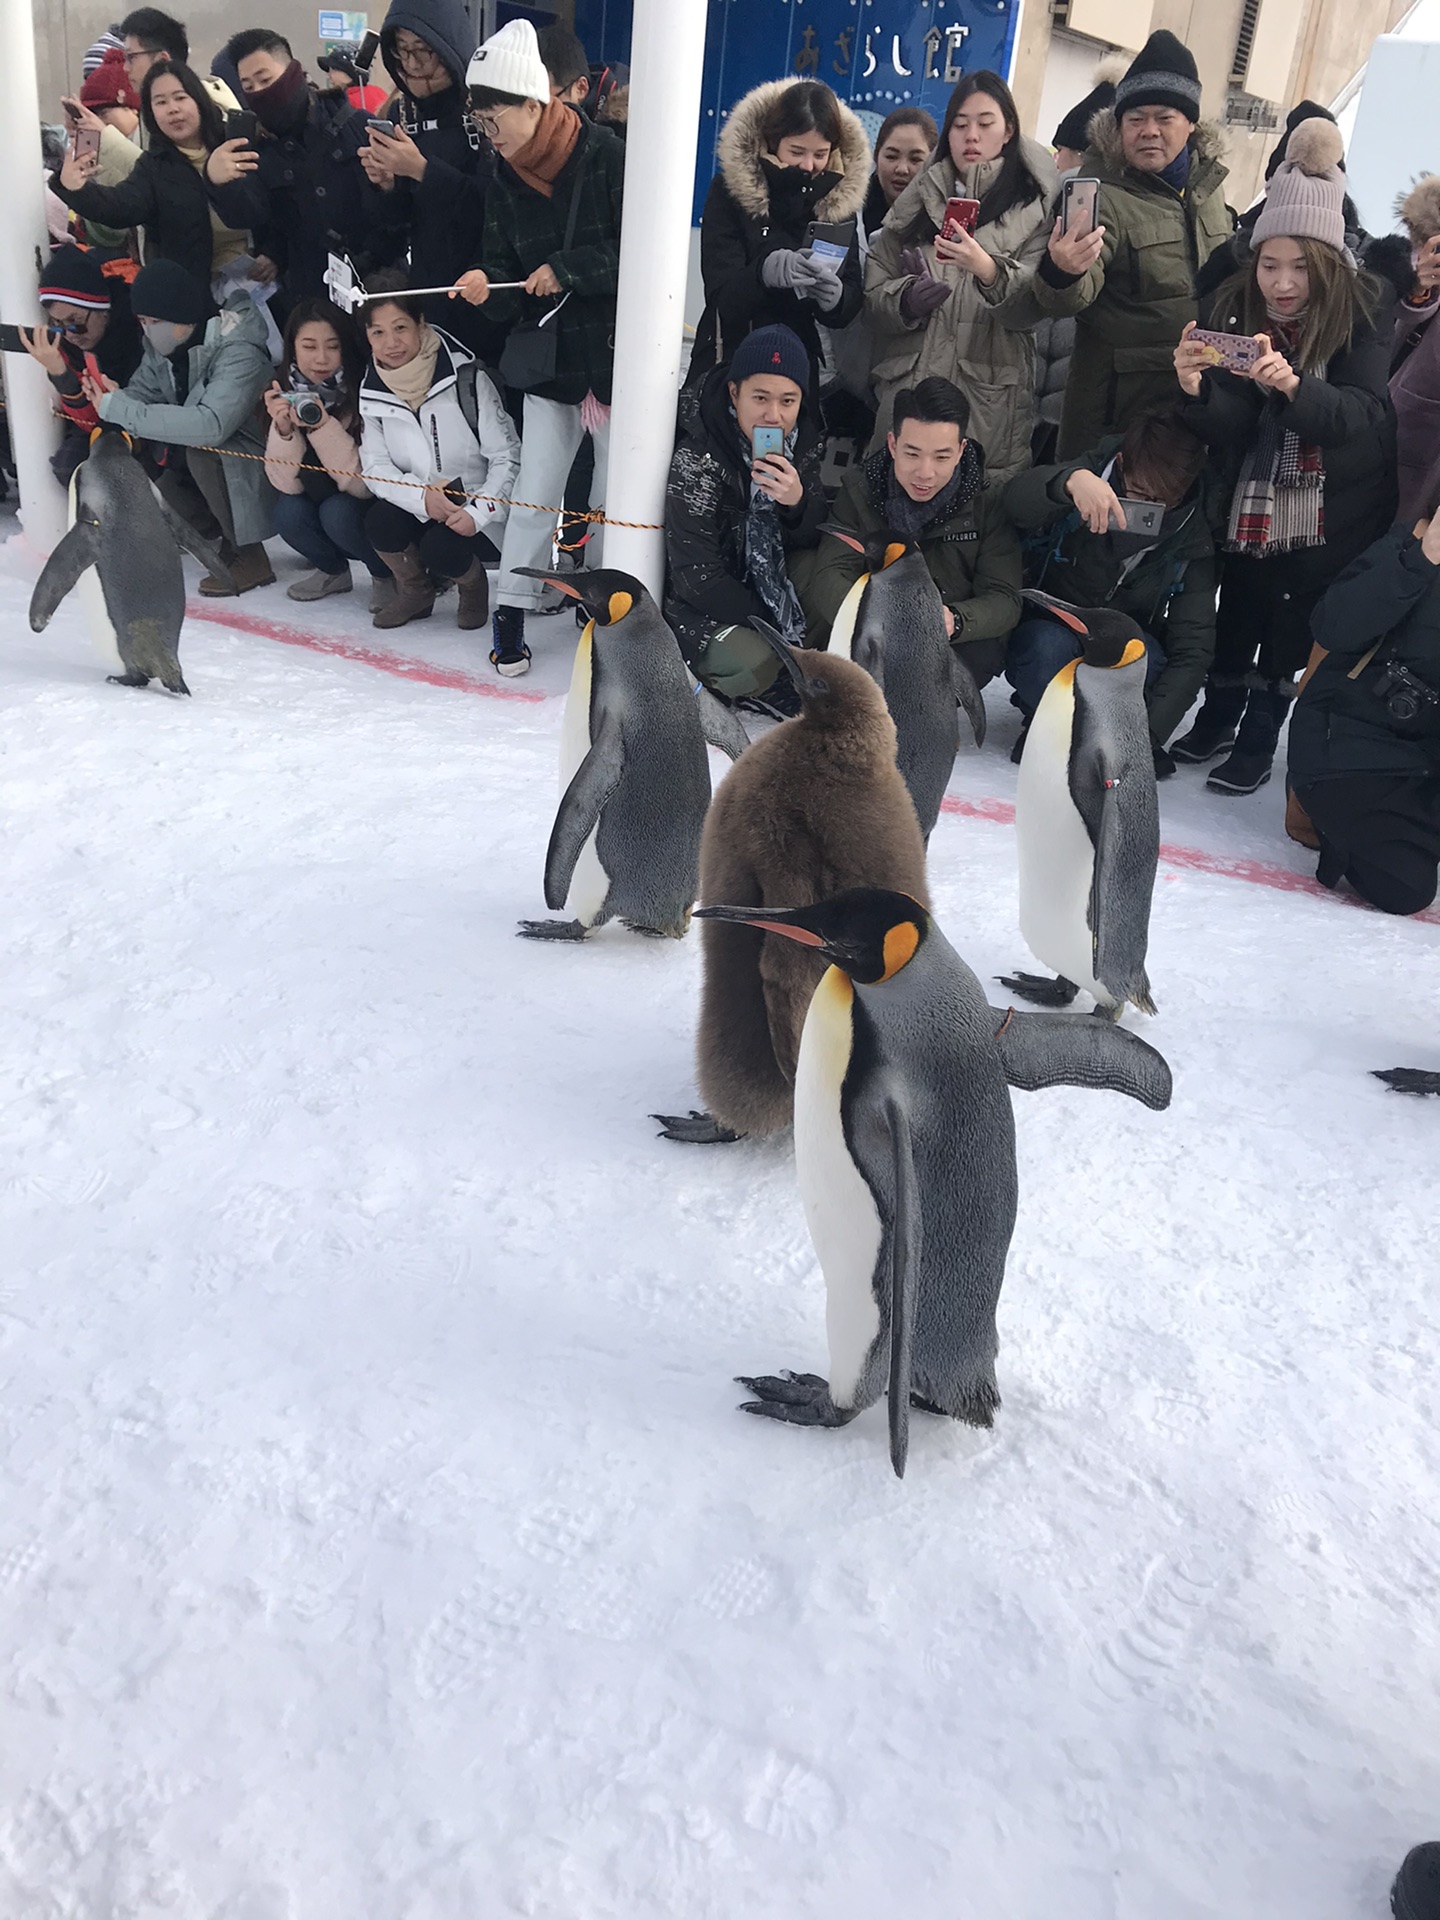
[717,78,871,225]
[1085,107,1227,179]
[1396,175,1440,249]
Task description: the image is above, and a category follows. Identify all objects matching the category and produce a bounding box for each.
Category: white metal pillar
[601,0,709,595]
[0,0,65,551]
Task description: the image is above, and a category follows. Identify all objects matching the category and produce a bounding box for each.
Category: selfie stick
[324,253,525,314]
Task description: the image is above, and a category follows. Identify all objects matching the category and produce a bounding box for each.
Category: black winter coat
[690,79,871,388]
[52,135,246,289]
[207,90,386,302]
[375,0,503,362]
[1181,294,1399,606]
[1290,527,1440,786]
[664,363,826,666]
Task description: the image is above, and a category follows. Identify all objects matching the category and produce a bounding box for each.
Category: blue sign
[568,0,1020,220]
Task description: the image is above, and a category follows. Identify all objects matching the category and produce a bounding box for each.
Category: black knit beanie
[1113,30,1202,122]
[728,323,810,395]
[129,260,211,324]
[38,246,112,312]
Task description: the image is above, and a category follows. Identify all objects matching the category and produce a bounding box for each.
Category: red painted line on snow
[939,794,1440,925]
[185,601,547,703]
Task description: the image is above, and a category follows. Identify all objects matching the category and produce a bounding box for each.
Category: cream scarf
[375,326,441,412]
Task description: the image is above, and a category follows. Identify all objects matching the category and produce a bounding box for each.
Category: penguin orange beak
[692,905,825,946]
[513,566,583,600]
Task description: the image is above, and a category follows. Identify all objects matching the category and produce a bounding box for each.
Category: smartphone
[805,219,851,265]
[751,425,784,459]
[0,323,58,354]
[356,29,380,68]
[439,475,469,506]
[71,123,101,163]
[1119,497,1164,537]
[1189,327,1264,373]
[367,116,397,139]
[942,196,981,239]
[1060,176,1101,236]
[231,109,258,144]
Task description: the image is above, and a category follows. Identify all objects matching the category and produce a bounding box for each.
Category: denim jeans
[1005,614,1166,717]
[273,490,390,579]
[496,394,612,612]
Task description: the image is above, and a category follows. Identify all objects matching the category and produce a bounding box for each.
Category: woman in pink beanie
[1169,117,1397,795]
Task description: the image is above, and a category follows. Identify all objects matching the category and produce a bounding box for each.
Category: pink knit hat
[1250,118,1347,254]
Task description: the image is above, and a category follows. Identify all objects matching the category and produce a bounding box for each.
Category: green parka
[1007,111,1232,456]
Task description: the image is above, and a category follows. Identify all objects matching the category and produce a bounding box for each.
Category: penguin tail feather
[1129,977,1157,1018]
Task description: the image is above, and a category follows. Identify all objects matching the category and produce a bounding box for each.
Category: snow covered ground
[2,524,1437,1920]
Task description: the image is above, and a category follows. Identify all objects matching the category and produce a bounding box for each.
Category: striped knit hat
[38,246,112,313]
[1114,30,1202,123]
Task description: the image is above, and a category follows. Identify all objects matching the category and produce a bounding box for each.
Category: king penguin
[1000,590,1160,1020]
[29,427,230,694]
[695,888,1173,1476]
[824,527,986,838]
[513,567,750,942]
[654,628,928,1144]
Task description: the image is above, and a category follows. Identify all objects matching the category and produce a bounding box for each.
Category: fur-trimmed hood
[1396,175,1440,249]
[717,78,871,225]
[1085,106,1227,178]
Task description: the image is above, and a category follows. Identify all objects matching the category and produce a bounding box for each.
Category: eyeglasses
[472,103,521,136]
[392,37,438,67]
[122,44,162,66]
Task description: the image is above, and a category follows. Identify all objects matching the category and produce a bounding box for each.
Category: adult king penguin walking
[697,888,1173,1476]
[515,568,749,942]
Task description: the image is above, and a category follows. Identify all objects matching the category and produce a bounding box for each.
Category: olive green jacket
[1005,111,1232,455]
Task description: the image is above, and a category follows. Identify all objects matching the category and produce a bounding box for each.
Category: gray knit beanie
[1250,118,1347,255]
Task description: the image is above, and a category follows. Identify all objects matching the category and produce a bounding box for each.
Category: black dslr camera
[1373,655,1440,736]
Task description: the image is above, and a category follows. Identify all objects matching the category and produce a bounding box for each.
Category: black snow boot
[1393,1842,1440,1920]
[1171,676,1248,764]
[1206,681,1292,795]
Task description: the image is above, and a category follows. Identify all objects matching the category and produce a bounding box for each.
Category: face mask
[141,319,194,357]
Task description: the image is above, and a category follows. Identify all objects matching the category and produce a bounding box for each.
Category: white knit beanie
[465,18,550,103]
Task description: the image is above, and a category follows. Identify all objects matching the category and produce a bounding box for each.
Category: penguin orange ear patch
[606,590,633,624]
[882,542,907,569]
[880,920,920,982]
[1118,638,1146,667]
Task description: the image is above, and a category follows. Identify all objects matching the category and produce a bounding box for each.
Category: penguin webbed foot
[517,918,590,942]
[623,918,687,941]
[909,1393,950,1416]
[106,670,151,689]
[652,1109,743,1144]
[996,971,1080,1008]
[735,1370,855,1428]
[1373,1068,1440,1096]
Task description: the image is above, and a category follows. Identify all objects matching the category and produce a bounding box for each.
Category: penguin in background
[824,527,986,838]
[654,627,929,1144]
[513,567,750,942]
[1000,590,1160,1021]
[695,887,1173,1477]
[28,427,231,694]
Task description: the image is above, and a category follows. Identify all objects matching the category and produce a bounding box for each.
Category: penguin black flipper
[29,520,102,631]
[885,1096,921,1480]
[695,690,751,762]
[1088,768,1158,1015]
[154,490,232,589]
[994,1009,1173,1110]
[950,649,987,749]
[1373,1068,1440,1095]
[543,724,624,911]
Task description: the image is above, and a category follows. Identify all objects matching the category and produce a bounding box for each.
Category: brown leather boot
[371,547,436,629]
[199,541,276,596]
[454,558,489,631]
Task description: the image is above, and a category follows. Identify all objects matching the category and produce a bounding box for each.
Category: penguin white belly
[793,966,883,1409]
[67,472,123,673]
[559,623,611,926]
[827,575,866,663]
[1015,671,1103,1000]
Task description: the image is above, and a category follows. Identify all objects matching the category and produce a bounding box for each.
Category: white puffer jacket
[358,326,520,536]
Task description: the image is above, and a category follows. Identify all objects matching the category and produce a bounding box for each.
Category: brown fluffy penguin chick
[689,651,929,1138]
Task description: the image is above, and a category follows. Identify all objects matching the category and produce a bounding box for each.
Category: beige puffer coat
[865,137,1058,483]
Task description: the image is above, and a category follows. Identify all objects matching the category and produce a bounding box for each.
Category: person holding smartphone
[1001,411,1216,771]
[665,324,827,712]
[865,71,1056,485]
[1382,175,1440,525]
[20,246,144,486]
[1169,118,1396,796]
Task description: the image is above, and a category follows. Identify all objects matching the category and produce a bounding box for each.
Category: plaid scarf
[1225,314,1325,557]
[735,407,807,645]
